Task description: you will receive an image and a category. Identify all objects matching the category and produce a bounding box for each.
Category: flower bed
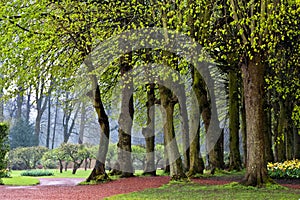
[268,159,300,179]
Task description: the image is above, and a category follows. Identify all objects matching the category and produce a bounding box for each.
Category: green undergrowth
[106,182,300,200]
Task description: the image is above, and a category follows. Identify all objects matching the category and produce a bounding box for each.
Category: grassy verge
[106,182,300,200]
[2,176,40,186]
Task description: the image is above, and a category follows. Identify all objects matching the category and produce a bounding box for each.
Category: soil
[0,176,299,200]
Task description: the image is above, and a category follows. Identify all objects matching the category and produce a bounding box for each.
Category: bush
[9,146,49,169]
[267,159,300,179]
[21,170,54,177]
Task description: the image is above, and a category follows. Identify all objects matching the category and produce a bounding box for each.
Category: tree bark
[46,95,51,148]
[228,69,242,171]
[117,52,134,177]
[294,126,300,159]
[241,86,247,167]
[178,83,190,171]
[142,84,156,176]
[159,85,187,181]
[188,67,205,176]
[263,91,274,163]
[78,102,86,144]
[241,56,269,186]
[86,75,110,182]
[0,89,4,121]
[51,98,59,149]
[276,100,287,162]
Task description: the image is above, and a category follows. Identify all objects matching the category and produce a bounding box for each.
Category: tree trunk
[241,56,269,186]
[16,90,23,120]
[228,69,242,171]
[276,100,287,162]
[294,126,300,159]
[117,52,134,177]
[0,89,4,121]
[196,70,223,170]
[263,91,274,163]
[59,160,63,173]
[188,67,205,176]
[51,98,59,149]
[241,86,247,167]
[142,84,156,176]
[159,85,187,181]
[46,95,51,148]
[86,76,110,182]
[78,102,86,144]
[178,83,190,171]
[25,87,31,123]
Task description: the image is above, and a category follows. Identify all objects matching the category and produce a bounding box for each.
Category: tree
[9,118,38,149]
[207,0,300,186]
[60,143,89,174]
[0,122,9,185]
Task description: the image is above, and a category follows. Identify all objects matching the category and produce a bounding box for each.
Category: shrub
[21,170,54,177]
[9,146,49,169]
[267,159,300,179]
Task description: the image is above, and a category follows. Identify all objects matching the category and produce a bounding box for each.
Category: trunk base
[240,172,273,187]
[86,161,110,183]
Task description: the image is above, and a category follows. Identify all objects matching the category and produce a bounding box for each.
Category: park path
[0,176,170,200]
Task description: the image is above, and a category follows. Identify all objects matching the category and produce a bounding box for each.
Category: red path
[0,176,299,200]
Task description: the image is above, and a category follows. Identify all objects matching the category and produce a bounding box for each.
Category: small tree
[0,123,9,185]
[60,143,89,174]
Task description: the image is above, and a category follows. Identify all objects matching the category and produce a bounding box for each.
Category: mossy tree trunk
[188,67,206,176]
[228,69,242,171]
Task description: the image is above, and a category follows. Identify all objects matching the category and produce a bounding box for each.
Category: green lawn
[106,182,300,200]
[2,176,40,186]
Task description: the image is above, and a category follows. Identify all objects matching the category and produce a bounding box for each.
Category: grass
[2,176,40,186]
[106,182,300,200]
[9,169,92,178]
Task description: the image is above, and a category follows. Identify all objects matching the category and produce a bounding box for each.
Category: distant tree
[0,123,9,185]
[9,118,38,149]
[9,146,48,169]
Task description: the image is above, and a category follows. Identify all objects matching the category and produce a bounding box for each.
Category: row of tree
[0,0,299,187]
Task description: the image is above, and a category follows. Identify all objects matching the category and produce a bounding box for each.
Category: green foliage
[132,145,146,170]
[9,118,38,149]
[267,159,300,179]
[9,146,49,170]
[0,122,9,184]
[21,170,54,177]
